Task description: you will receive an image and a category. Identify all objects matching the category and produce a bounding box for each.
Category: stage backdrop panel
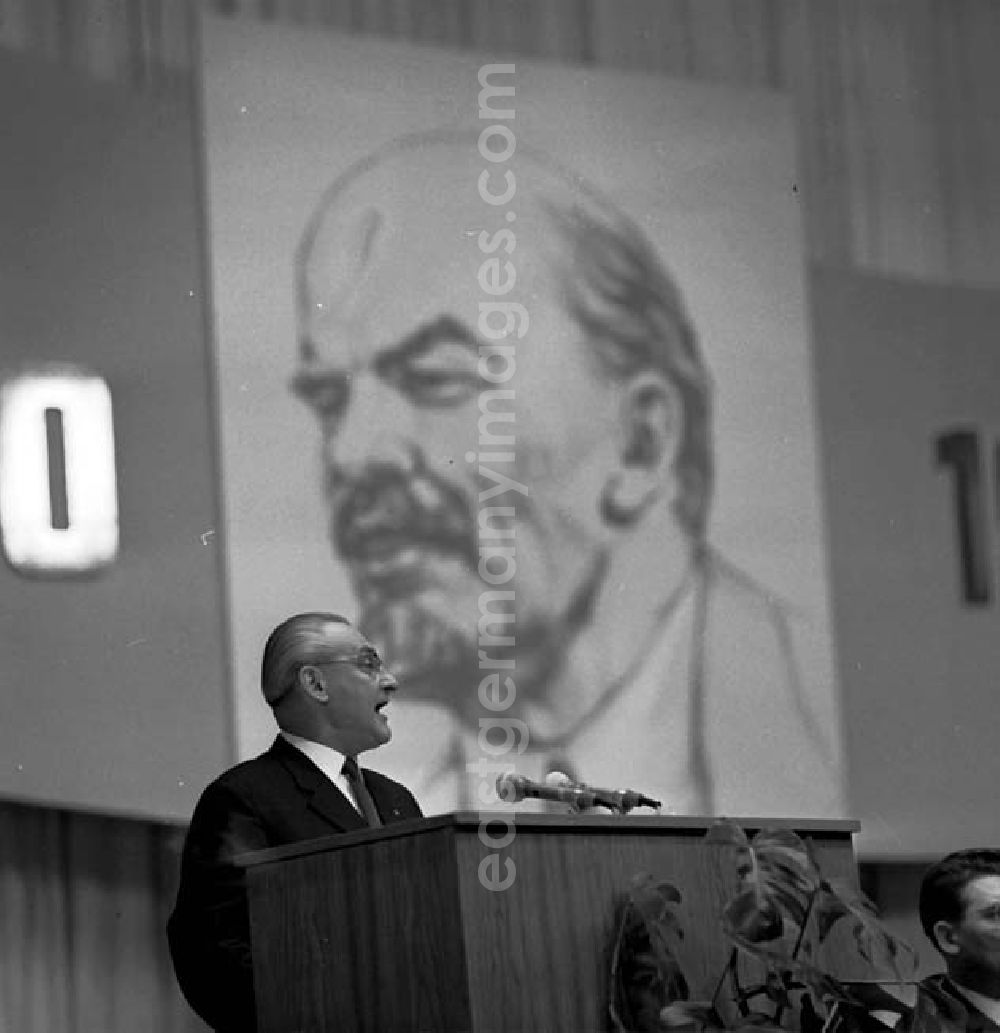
[200,15,842,820]
[0,52,230,821]
[812,267,1000,859]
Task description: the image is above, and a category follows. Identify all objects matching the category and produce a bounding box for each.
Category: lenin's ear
[602,371,681,525]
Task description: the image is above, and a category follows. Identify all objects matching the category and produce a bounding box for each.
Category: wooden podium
[239,812,860,1033]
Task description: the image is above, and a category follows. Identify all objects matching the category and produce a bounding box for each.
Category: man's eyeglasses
[312,650,385,676]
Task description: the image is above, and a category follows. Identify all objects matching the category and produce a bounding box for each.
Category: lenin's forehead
[299,146,581,315]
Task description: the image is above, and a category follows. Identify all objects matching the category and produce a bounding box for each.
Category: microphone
[587,785,662,812]
[495,772,598,809]
[495,772,661,813]
[548,770,661,812]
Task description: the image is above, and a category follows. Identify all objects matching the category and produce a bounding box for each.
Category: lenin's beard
[328,463,485,710]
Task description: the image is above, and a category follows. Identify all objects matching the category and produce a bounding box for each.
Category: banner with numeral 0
[0,366,118,575]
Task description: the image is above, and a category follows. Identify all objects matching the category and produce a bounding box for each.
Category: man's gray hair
[260,611,351,706]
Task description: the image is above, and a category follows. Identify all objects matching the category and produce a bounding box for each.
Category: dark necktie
[341,756,382,828]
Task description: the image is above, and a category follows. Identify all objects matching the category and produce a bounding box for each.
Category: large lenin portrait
[201,20,844,819]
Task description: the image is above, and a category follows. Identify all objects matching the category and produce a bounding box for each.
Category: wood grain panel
[244,815,859,1033]
[249,825,474,1032]
[453,821,860,1033]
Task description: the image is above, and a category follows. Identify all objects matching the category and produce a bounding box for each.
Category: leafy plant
[608,820,918,1032]
[609,874,690,1032]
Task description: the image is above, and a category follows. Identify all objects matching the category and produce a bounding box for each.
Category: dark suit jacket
[903,974,1000,1033]
[167,735,422,1033]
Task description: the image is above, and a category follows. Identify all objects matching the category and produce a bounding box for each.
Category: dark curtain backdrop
[0,801,200,1032]
[2,0,997,1029]
[0,0,997,285]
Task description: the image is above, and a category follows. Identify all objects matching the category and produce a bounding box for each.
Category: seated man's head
[260,612,397,756]
[920,848,1000,993]
[291,133,713,704]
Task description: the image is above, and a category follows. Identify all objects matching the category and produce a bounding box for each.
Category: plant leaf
[748,829,822,928]
[608,875,690,1032]
[660,1000,721,1030]
[627,874,685,941]
[723,887,784,943]
[763,971,792,1008]
[819,878,918,979]
[705,818,751,848]
[717,931,858,1011]
[709,822,821,943]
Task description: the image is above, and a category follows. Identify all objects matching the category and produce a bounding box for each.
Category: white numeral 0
[0,367,118,574]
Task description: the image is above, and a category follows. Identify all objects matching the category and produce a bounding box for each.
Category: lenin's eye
[393,340,480,407]
[290,369,350,421]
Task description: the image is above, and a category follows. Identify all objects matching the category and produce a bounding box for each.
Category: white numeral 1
[0,368,118,573]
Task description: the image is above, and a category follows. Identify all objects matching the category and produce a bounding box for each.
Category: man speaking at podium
[167,613,422,1033]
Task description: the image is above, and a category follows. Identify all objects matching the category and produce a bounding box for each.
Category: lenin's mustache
[328,462,480,577]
